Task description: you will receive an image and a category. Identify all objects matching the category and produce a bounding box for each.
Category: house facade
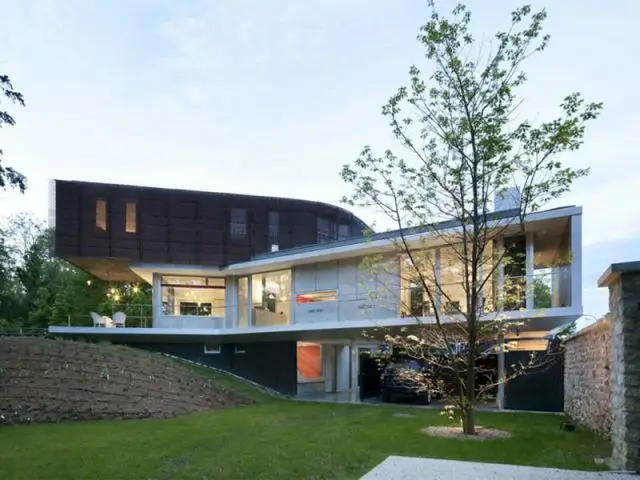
[49,180,582,408]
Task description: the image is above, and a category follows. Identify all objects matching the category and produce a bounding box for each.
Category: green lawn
[0,367,610,479]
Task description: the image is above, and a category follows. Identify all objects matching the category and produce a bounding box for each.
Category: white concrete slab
[361,456,631,480]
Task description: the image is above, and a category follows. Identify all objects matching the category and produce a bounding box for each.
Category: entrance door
[359,349,382,400]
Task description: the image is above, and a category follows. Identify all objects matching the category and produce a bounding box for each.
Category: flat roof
[597,261,640,287]
[252,204,578,262]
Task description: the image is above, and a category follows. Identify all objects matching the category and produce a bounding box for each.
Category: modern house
[49,180,582,410]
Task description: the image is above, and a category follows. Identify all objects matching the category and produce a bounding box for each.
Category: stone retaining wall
[564,317,611,439]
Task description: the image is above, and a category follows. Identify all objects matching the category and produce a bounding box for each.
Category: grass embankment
[0,361,611,479]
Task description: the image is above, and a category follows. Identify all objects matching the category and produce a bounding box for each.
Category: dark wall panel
[127,341,298,396]
[504,351,564,412]
[54,180,369,279]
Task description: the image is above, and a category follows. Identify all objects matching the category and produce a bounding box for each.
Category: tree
[0,74,26,192]
[341,2,601,434]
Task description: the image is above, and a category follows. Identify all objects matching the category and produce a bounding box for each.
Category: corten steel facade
[53,180,369,282]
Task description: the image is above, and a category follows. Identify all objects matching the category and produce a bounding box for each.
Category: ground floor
[126,337,564,413]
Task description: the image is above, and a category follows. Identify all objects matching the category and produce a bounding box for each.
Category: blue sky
[1,0,638,321]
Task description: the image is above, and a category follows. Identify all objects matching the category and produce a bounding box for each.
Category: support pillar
[598,262,640,472]
[571,214,583,310]
[525,231,535,310]
[323,345,337,393]
[336,345,350,392]
[349,341,359,403]
[151,273,162,327]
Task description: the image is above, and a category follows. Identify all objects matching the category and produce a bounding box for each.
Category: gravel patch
[361,456,631,479]
[422,425,511,440]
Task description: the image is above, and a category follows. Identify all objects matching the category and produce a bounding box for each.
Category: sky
[1,0,638,322]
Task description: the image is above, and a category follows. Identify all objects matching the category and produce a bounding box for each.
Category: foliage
[0,213,151,330]
[341,2,601,434]
[0,74,26,192]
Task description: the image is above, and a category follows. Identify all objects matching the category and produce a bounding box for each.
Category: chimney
[494,187,521,212]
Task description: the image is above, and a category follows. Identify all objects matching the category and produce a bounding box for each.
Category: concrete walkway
[361,457,632,479]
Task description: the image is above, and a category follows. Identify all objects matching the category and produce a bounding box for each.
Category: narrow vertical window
[125,202,137,233]
[230,208,247,237]
[96,199,107,231]
[338,224,350,240]
[268,211,279,250]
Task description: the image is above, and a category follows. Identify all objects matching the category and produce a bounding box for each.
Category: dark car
[380,359,432,404]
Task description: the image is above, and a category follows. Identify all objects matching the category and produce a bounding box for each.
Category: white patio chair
[90,312,105,328]
[113,311,126,328]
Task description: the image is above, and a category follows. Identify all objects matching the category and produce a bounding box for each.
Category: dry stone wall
[564,317,612,439]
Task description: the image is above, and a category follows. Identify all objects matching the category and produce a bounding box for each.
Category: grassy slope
[0,365,610,480]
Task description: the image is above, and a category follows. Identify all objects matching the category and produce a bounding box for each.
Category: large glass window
[503,235,526,311]
[230,208,247,237]
[400,252,437,317]
[439,246,467,314]
[317,216,337,243]
[161,275,226,317]
[125,202,137,233]
[268,211,279,250]
[532,221,571,308]
[96,199,107,231]
[250,270,291,326]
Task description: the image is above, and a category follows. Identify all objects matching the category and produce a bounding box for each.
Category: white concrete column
[570,214,582,310]
[336,345,350,392]
[224,277,238,329]
[525,231,535,310]
[323,345,336,393]
[151,273,162,327]
[349,342,359,403]
[497,331,505,410]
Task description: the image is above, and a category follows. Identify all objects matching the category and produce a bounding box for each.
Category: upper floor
[109,204,582,338]
[50,180,369,282]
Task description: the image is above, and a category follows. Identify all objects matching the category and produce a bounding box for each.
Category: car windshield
[387,360,422,372]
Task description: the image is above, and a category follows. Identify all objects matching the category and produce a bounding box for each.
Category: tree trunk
[462,344,477,434]
[462,406,476,435]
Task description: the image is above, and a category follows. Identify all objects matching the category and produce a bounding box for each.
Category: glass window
[203,344,221,354]
[439,246,467,314]
[250,270,291,326]
[162,276,207,286]
[96,199,107,231]
[230,208,247,237]
[503,235,526,311]
[316,217,336,243]
[296,291,337,303]
[400,252,437,316]
[338,224,350,240]
[125,202,136,233]
[238,277,249,327]
[268,211,279,248]
[297,342,323,381]
[161,275,226,317]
